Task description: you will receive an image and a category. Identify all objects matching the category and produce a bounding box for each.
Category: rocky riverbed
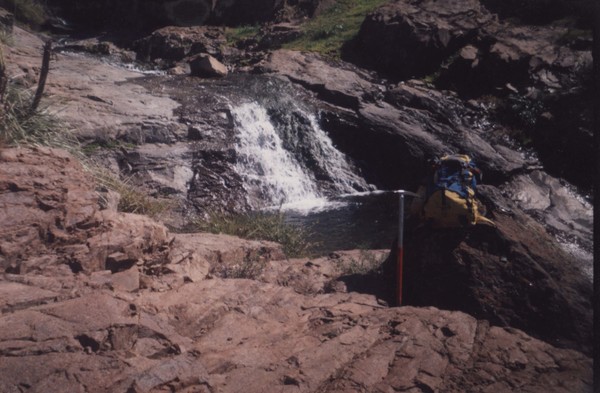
[0,0,594,391]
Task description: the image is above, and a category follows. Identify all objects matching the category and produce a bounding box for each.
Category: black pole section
[593,0,600,390]
[30,40,52,114]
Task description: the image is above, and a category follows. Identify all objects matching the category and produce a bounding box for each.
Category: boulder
[346,0,495,79]
[45,0,331,31]
[372,185,592,356]
[436,24,593,96]
[0,147,171,275]
[133,25,226,63]
[340,0,592,190]
[209,0,286,26]
[480,0,594,27]
[189,53,228,77]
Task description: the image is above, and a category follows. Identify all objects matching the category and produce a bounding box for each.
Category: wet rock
[260,49,381,110]
[5,28,181,143]
[189,53,228,78]
[500,171,592,251]
[260,50,532,189]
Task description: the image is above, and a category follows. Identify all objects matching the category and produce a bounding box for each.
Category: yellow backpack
[421,155,493,228]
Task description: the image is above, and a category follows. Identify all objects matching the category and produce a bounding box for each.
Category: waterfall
[305,111,369,194]
[232,101,369,210]
[232,102,321,206]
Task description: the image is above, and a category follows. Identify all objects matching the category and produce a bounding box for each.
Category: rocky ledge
[0,147,593,392]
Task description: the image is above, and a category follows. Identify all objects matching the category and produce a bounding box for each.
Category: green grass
[225,24,262,46]
[193,211,313,258]
[283,0,388,57]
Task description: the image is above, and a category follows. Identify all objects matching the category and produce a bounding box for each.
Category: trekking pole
[395,190,420,306]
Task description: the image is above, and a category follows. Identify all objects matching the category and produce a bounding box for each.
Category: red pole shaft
[397,246,404,305]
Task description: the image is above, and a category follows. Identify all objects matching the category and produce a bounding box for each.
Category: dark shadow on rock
[336,185,592,356]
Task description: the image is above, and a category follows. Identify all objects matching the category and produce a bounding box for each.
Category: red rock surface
[0,148,592,392]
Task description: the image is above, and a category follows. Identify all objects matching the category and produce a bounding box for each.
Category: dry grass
[338,249,387,275]
[87,164,172,218]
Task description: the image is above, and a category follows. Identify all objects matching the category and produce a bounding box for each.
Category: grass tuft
[0,83,75,148]
[225,24,262,46]
[193,211,313,258]
[0,0,47,28]
[87,164,171,218]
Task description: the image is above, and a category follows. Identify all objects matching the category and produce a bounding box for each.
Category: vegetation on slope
[0,39,169,218]
[283,0,388,57]
[0,0,47,28]
[225,0,388,58]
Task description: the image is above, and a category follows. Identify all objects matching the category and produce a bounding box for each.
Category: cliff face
[345,0,593,190]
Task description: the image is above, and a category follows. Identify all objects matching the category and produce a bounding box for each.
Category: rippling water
[282,191,402,254]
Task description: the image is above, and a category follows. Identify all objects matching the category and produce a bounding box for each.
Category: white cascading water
[232,102,321,206]
[305,111,369,194]
[232,101,368,211]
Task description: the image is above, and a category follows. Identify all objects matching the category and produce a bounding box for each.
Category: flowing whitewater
[231,100,370,211]
[232,102,320,207]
